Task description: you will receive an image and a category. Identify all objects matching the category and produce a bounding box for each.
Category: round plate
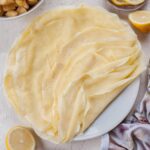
[73,78,140,141]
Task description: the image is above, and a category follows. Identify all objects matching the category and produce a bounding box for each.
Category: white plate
[2,4,141,143]
[73,78,140,141]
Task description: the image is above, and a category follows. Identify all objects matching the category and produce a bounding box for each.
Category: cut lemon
[111,0,128,6]
[129,10,150,32]
[111,0,144,6]
[124,0,144,5]
[6,126,36,150]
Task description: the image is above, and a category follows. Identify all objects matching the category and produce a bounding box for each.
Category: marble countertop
[0,0,149,150]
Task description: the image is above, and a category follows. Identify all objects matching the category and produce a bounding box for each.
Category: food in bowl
[4,5,145,143]
[0,0,39,17]
[108,0,146,11]
[110,0,145,6]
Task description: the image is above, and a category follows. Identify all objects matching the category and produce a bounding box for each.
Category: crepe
[4,5,145,143]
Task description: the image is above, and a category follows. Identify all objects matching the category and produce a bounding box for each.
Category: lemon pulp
[111,0,144,6]
[6,126,36,150]
[129,10,150,32]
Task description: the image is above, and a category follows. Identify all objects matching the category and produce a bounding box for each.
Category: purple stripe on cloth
[100,93,150,150]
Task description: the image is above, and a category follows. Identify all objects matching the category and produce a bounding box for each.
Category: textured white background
[0,0,150,150]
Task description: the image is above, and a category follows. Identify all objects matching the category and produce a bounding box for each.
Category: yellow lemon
[111,0,144,6]
[111,0,128,6]
[6,126,36,150]
[124,0,144,5]
[129,10,150,33]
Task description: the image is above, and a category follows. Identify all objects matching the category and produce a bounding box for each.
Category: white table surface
[0,0,150,150]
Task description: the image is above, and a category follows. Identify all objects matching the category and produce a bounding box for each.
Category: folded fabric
[100,93,150,150]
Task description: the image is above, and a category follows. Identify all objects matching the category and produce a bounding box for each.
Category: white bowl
[107,0,147,12]
[0,0,44,20]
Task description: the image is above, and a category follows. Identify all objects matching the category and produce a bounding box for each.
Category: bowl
[0,0,44,20]
[107,0,147,12]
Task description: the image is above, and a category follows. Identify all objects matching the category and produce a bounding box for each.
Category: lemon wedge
[125,0,144,5]
[111,0,144,6]
[129,10,150,32]
[111,0,128,6]
[6,126,36,150]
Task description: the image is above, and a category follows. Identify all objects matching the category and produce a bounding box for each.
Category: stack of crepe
[4,6,145,143]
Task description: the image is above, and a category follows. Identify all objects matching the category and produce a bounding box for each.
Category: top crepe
[4,5,145,143]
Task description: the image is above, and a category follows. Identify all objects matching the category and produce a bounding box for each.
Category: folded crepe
[4,5,145,143]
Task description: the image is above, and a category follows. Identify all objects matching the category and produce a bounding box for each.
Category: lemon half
[111,0,128,6]
[125,0,144,5]
[129,10,150,32]
[111,0,144,6]
[6,126,36,150]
